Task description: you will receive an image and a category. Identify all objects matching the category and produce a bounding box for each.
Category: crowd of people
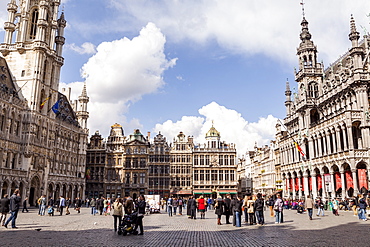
[162,192,370,227]
[1,189,369,231]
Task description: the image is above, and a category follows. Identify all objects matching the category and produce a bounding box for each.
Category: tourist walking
[134,195,146,235]
[112,198,123,232]
[178,197,183,215]
[358,194,368,221]
[268,196,275,217]
[223,194,232,224]
[255,193,265,225]
[198,196,206,219]
[243,195,248,224]
[47,197,54,216]
[0,194,10,226]
[305,195,314,220]
[188,196,197,219]
[215,196,224,225]
[98,197,104,215]
[22,197,29,213]
[316,197,325,217]
[274,194,284,224]
[39,195,47,216]
[4,189,21,228]
[172,197,178,215]
[167,197,173,217]
[234,196,243,227]
[59,196,66,216]
[246,196,255,225]
[90,198,97,215]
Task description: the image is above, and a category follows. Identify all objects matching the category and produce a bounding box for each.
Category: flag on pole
[294,141,305,157]
[40,97,50,109]
[52,100,60,114]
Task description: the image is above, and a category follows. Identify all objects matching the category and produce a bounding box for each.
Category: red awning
[335,172,342,190]
[193,190,212,194]
[218,190,237,194]
[176,190,193,195]
[358,169,368,190]
[345,171,353,189]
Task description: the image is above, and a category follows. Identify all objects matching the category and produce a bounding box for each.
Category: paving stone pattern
[0,207,368,247]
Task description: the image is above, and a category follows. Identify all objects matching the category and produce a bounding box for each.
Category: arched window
[29,9,39,40]
[308,81,318,98]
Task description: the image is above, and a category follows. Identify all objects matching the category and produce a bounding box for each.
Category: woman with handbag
[274,194,284,224]
[112,198,123,232]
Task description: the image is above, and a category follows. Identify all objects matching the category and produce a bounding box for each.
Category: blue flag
[52,100,60,114]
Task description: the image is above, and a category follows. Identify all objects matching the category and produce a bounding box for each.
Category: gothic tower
[77,82,89,130]
[0,0,66,114]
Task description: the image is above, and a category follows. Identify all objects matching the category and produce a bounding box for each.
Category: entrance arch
[29,176,41,206]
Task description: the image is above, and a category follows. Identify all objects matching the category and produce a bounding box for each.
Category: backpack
[178,199,183,205]
[255,199,264,211]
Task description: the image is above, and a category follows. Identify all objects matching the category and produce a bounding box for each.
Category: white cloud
[62,22,177,136]
[67,42,96,54]
[154,102,278,155]
[109,0,370,66]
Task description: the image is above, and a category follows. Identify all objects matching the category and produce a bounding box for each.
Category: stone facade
[0,0,89,205]
[86,125,238,199]
[248,15,370,199]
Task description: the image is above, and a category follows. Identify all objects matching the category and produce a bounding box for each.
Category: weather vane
[300,0,305,18]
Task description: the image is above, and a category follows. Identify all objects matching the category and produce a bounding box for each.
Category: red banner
[335,172,342,190]
[358,169,368,190]
[301,177,304,191]
[345,171,353,189]
[317,175,322,190]
[295,177,299,191]
[289,178,293,192]
[309,177,312,191]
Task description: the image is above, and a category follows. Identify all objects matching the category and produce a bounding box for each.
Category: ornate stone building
[278,15,370,199]
[192,125,238,196]
[148,132,170,198]
[86,124,239,199]
[0,0,89,205]
[170,132,193,197]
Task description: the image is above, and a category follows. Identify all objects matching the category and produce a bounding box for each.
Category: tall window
[308,82,318,98]
[29,9,39,39]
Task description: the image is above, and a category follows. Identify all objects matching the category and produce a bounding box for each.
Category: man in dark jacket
[223,194,232,224]
[4,189,21,228]
[0,194,10,226]
[254,193,265,225]
[134,195,146,235]
[188,196,197,219]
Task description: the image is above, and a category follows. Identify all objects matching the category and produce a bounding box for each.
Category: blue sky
[1,0,369,155]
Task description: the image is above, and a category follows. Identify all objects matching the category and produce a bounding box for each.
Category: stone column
[341,171,346,198]
[347,126,354,150]
[292,176,296,199]
[318,136,323,157]
[330,172,335,199]
[352,169,359,195]
[303,174,309,198]
[342,126,348,151]
[326,132,332,154]
[312,174,317,199]
[322,174,327,198]
[336,128,342,152]
[298,175,302,199]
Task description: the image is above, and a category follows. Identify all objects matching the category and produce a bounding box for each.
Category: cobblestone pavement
[0,207,369,247]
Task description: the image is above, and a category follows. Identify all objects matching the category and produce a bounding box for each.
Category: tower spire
[349,14,360,47]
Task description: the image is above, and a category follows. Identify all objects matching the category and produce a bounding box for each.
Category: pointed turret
[349,15,360,48]
[285,80,292,115]
[56,12,67,56]
[295,16,324,103]
[77,82,89,130]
